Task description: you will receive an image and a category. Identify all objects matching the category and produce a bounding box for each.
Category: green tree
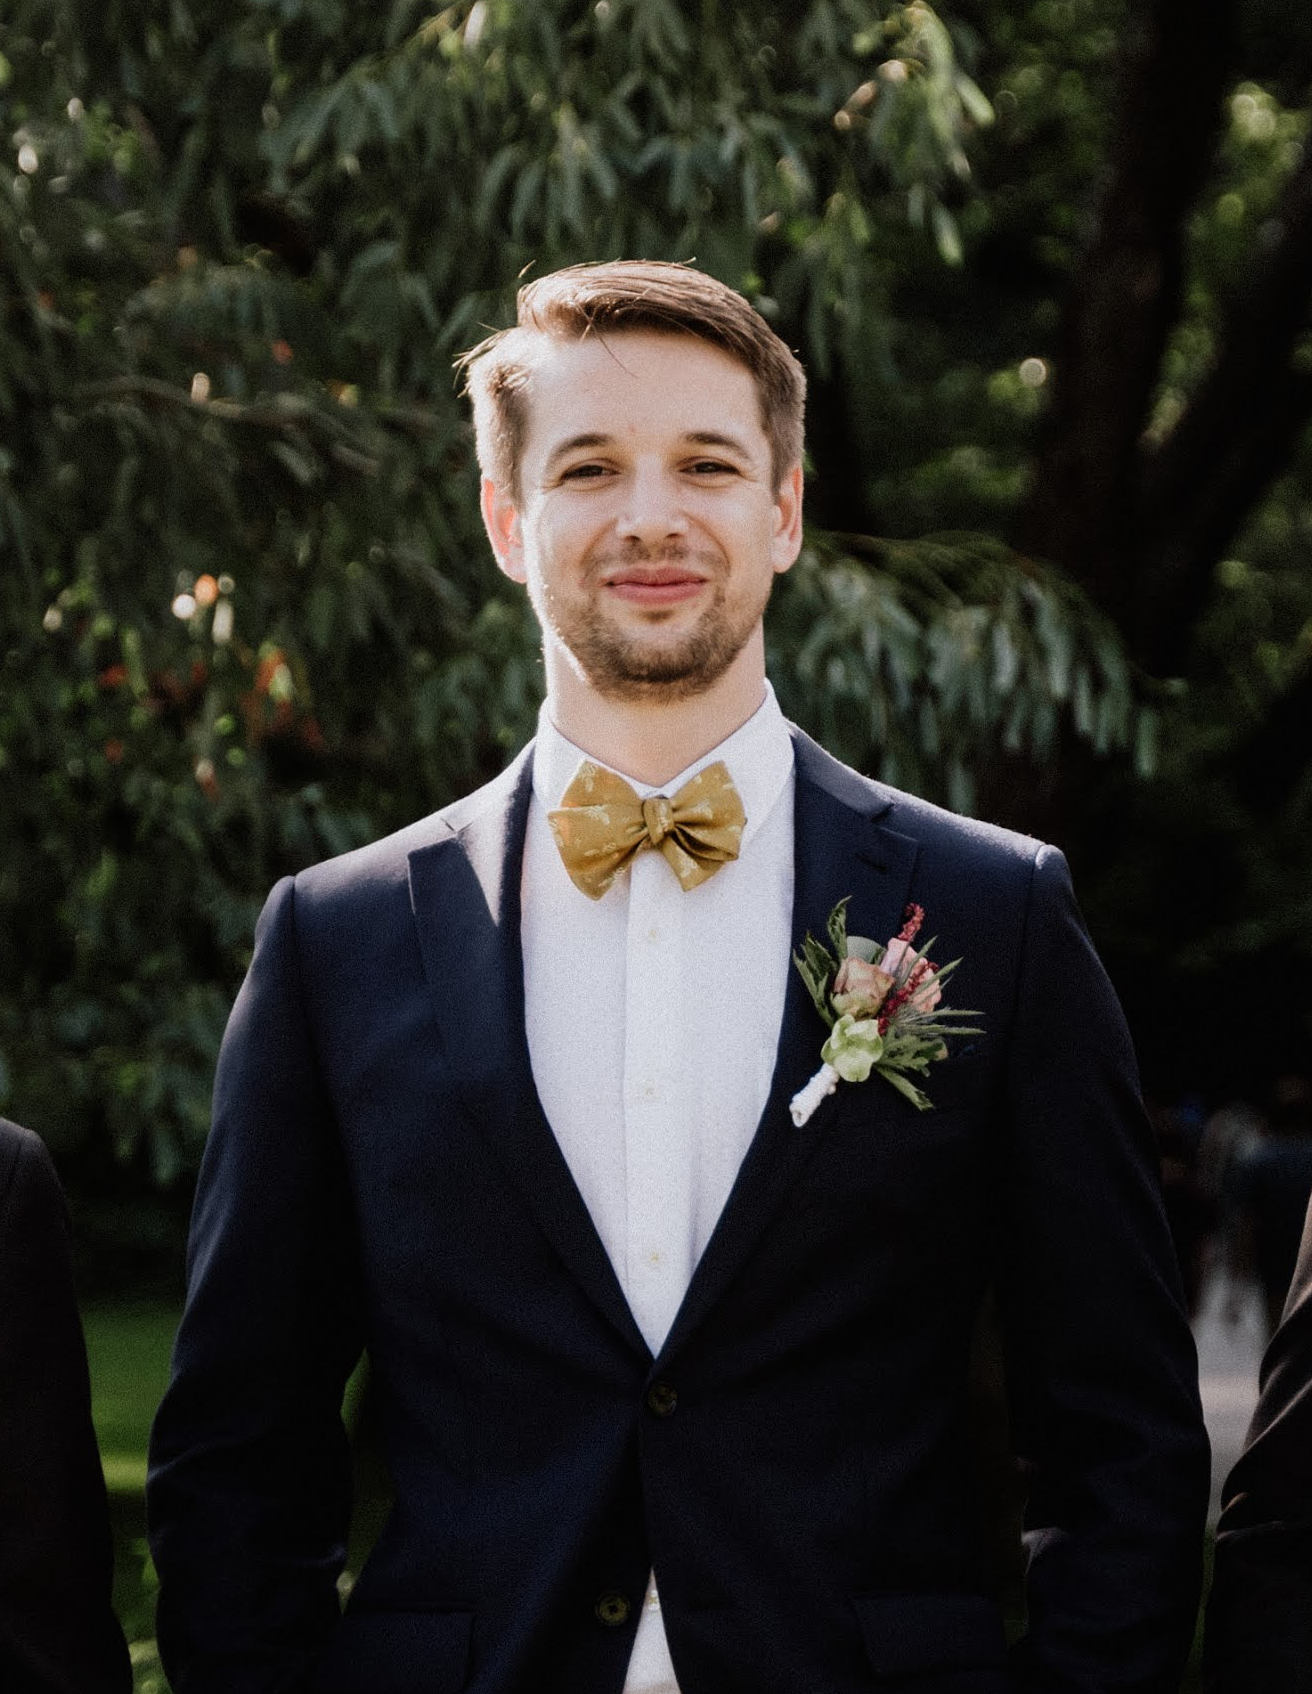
[3,0,1311,1189]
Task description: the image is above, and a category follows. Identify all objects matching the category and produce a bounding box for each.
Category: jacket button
[595,1591,631,1627]
[646,1380,678,1417]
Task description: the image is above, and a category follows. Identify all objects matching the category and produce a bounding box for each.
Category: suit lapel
[407,747,650,1361]
[657,730,920,1363]
[406,730,920,1368]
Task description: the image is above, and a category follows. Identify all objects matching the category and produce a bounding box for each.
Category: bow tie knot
[549,759,746,900]
[641,794,675,847]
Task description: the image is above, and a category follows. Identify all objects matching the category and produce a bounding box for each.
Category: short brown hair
[458,260,806,500]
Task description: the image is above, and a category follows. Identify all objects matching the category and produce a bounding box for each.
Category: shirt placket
[622,848,692,1356]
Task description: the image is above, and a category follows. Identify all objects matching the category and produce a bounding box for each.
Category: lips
[602,565,710,606]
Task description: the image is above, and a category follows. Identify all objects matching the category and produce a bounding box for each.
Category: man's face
[482,331,803,704]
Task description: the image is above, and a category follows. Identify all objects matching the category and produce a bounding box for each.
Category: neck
[544,634,768,786]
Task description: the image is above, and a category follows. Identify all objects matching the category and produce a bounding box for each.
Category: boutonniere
[789,899,981,1127]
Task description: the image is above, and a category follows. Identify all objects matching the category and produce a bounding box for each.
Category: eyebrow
[541,428,757,477]
[542,433,611,477]
[683,430,753,455]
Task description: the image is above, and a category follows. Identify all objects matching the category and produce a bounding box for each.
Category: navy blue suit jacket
[0,1120,131,1694]
[148,729,1208,1694]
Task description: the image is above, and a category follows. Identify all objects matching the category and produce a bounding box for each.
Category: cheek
[519,522,568,586]
[534,506,609,573]
[729,528,783,599]
[714,498,782,560]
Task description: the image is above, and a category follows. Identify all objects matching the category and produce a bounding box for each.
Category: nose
[616,462,687,548]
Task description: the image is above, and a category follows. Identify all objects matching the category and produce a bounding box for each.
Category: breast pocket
[902,1051,994,1116]
[310,1607,473,1694]
[786,1084,999,1300]
[802,1091,984,1208]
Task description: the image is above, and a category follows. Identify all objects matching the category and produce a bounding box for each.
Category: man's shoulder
[0,1116,42,1164]
[290,743,532,908]
[790,723,1049,880]
[0,1118,65,1244]
[0,1117,56,1192]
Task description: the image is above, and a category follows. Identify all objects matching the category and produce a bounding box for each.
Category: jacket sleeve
[148,877,365,1693]
[1204,1197,1312,1692]
[0,1123,132,1694]
[996,846,1210,1693]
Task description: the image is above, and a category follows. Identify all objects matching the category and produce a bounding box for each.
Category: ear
[770,462,805,575]
[480,476,526,583]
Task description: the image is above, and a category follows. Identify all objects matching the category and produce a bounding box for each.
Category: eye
[558,461,612,482]
[687,459,738,477]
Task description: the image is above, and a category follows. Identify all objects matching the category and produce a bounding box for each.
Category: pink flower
[877,939,942,1017]
[881,936,913,979]
[832,955,895,1017]
[908,960,942,1013]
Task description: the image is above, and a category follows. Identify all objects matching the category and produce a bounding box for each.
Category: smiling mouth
[602,563,711,605]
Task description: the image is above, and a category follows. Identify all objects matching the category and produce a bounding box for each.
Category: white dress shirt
[520,685,796,1694]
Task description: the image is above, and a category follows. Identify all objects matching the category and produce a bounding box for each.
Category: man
[0,1117,131,1693]
[1223,1075,1312,1337]
[1204,1190,1312,1691]
[148,260,1209,1693]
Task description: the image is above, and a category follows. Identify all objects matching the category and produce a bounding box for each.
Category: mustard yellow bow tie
[548,759,746,900]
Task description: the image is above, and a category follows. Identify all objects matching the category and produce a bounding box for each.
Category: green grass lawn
[84,1301,180,1491]
[83,1300,180,1693]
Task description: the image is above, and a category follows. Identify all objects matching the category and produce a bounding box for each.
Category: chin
[588,668,723,705]
[550,589,765,705]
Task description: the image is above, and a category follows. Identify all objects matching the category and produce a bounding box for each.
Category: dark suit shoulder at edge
[0,1118,58,1219]
[788,722,1049,870]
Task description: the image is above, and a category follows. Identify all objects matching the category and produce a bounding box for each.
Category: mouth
[602,566,710,607]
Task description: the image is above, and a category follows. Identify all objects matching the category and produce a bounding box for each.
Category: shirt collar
[532,682,793,851]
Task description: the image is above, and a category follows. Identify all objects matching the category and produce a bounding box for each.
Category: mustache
[588,541,721,574]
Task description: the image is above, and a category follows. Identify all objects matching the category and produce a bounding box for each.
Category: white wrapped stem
[789,1062,840,1127]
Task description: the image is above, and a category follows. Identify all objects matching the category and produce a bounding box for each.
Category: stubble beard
[539,548,771,704]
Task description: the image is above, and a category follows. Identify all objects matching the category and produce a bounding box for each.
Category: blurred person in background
[1152,1094,1209,1316]
[1224,1074,1312,1337]
[1195,1098,1268,1323]
[0,1116,131,1693]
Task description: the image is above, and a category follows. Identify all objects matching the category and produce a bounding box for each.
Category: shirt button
[646,1380,678,1418]
[595,1591,631,1627]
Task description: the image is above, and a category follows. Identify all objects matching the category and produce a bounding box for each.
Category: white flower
[822,1014,885,1083]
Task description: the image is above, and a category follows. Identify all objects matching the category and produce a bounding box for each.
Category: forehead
[518,330,767,463]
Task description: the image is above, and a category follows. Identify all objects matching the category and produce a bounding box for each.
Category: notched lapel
[658,734,920,1363]
[407,750,648,1361]
[407,762,528,1123]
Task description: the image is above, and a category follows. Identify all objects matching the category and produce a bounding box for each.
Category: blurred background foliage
[2,0,1312,1248]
